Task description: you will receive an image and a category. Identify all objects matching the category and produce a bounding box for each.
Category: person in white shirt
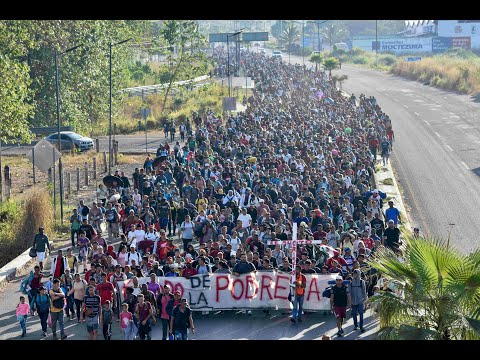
[237,208,252,229]
[133,224,146,243]
[230,230,241,252]
[126,246,141,267]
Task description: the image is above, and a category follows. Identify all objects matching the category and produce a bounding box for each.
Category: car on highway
[272,50,283,59]
[45,131,94,151]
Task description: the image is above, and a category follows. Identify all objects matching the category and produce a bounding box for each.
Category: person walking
[120,302,136,340]
[83,285,102,340]
[169,298,194,340]
[290,265,306,324]
[34,286,50,337]
[135,293,154,340]
[70,273,87,323]
[32,226,51,271]
[49,278,68,340]
[101,300,113,340]
[157,284,174,340]
[350,269,367,332]
[16,296,30,337]
[330,275,351,337]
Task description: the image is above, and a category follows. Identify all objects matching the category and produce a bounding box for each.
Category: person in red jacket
[182,258,198,279]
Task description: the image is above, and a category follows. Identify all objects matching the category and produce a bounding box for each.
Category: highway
[335,65,480,253]
[280,50,480,253]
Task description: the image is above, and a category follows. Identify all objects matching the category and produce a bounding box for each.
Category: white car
[272,50,283,58]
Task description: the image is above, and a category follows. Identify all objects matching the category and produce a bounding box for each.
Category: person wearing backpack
[350,268,367,332]
[49,278,68,340]
[330,275,352,337]
[35,286,50,337]
[169,298,195,340]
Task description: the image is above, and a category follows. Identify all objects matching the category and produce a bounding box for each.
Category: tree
[321,23,348,49]
[310,53,323,72]
[160,20,211,117]
[368,235,480,340]
[323,57,339,76]
[0,21,36,143]
[25,20,150,134]
[278,22,300,63]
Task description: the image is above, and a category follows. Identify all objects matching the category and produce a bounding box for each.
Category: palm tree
[321,23,347,50]
[323,57,339,77]
[310,53,323,72]
[279,22,300,63]
[368,235,480,340]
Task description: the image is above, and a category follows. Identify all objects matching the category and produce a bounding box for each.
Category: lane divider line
[461,161,470,170]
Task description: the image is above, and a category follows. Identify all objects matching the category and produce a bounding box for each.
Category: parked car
[45,131,94,151]
[272,50,283,58]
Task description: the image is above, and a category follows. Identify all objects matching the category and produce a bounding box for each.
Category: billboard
[376,38,432,54]
[432,37,452,53]
[452,37,471,49]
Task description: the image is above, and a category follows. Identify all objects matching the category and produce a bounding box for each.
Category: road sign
[242,32,269,42]
[26,139,61,173]
[222,97,237,111]
[140,108,151,118]
[209,32,268,43]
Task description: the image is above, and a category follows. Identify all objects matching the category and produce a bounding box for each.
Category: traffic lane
[334,65,480,172]
[0,135,173,156]
[332,66,480,252]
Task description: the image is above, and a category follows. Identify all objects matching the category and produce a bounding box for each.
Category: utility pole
[375,20,379,66]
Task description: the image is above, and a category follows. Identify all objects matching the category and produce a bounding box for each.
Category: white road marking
[414,112,420,116]
[403,104,408,108]
[423,120,430,126]
[461,161,470,170]
[445,144,453,152]
[434,131,442,138]
[393,98,399,102]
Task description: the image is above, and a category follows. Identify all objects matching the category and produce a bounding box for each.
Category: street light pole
[375,20,378,66]
[109,38,132,175]
[226,29,244,99]
[55,44,82,225]
[302,20,305,66]
[109,42,112,174]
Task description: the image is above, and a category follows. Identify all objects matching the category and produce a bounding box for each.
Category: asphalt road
[335,65,480,253]
[1,135,170,156]
[278,50,480,253]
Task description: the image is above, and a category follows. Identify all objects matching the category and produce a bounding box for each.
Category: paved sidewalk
[374,154,413,233]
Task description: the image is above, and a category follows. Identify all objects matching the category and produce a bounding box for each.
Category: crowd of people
[18,48,403,340]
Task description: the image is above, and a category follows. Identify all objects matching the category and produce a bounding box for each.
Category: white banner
[118,272,337,311]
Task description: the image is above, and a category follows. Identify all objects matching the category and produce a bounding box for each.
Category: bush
[351,55,368,64]
[380,54,397,66]
[0,189,54,267]
[350,47,366,56]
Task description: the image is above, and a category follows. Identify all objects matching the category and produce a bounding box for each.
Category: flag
[319,245,337,258]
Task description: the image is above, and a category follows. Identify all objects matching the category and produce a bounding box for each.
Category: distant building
[402,20,437,37]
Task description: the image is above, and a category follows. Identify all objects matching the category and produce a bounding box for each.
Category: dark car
[45,131,94,151]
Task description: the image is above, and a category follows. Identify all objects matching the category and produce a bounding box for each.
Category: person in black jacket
[156,285,174,340]
[79,219,97,240]
[166,291,182,322]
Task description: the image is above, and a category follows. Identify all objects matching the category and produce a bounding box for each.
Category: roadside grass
[0,188,54,267]
[92,82,232,137]
[382,178,394,186]
[339,47,480,95]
